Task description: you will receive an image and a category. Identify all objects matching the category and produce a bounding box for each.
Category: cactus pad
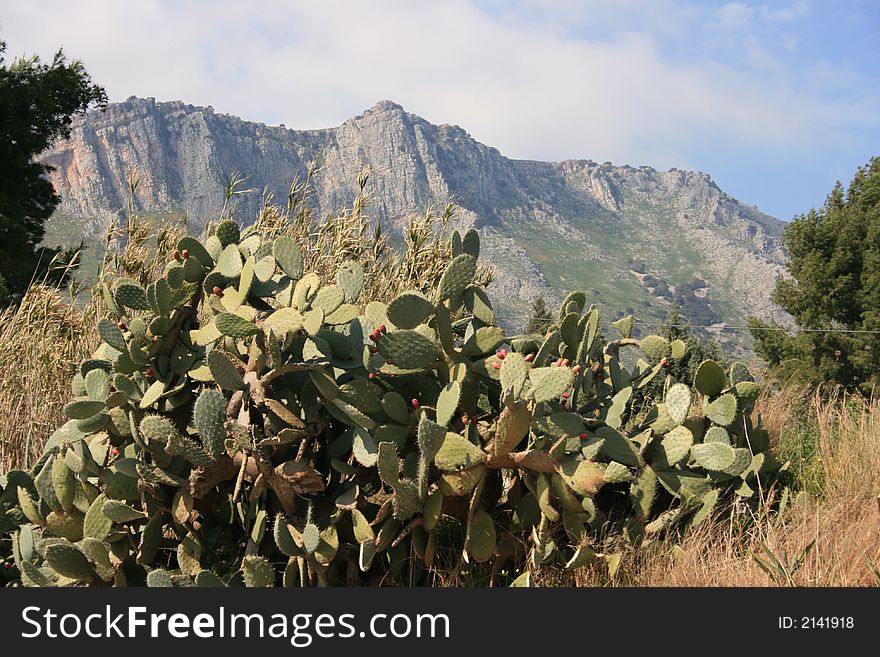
[387,290,434,329]
[694,360,727,397]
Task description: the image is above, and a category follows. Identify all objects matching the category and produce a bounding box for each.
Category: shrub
[0,224,781,587]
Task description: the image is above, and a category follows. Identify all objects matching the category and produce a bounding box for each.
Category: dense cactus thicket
[0,222,782,587]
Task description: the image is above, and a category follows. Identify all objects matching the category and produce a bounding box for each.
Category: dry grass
[558,387,880,587]
[0,279,96,471]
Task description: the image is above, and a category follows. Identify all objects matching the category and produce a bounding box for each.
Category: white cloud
[0,0,871,174]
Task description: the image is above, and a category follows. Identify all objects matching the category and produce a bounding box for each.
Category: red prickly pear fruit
[578,433,589,439]
[378,324,387,334]
[172,249,180,260]
[461,415,471,425]
[368,372,377,380]
[524,353,535,363]
[561,392,570,399]
[145,367,155,379]
[554,357,564,367]
[411,398,420,408]
[368,346,379,354]
[573,364,582,374]
[561,358,570,367]
[212,286,223,296]
[181,249,189,259]
[369,331,380,342]
[110,447,120,457]
[496,348,508,359]
[117,320,127,331]
[660,357,670,368]
[491,361,501,370]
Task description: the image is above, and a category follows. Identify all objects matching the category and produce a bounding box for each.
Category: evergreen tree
[527,294,553,334]
[0,41,106,302]
[749,157,880,392]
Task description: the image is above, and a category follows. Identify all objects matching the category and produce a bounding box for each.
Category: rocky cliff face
[40,97,788,344]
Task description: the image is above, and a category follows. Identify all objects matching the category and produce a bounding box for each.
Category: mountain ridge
[39,96,788,346]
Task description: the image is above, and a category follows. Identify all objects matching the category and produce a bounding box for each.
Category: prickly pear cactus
[0,223,782,587]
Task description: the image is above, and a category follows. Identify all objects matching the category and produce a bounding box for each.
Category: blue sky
[2,0,878,220]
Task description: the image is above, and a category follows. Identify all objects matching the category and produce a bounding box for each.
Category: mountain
[39,96,787,348]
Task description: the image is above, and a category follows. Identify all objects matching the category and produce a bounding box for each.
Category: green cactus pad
[265,307,305,336]
[436,381,461,427]
[499,352,529,397]
[139,415,178,445]
[51,457,76,511]
[214,312,260,338]
[722,448,752,477]
[611,314,634,338]
[639,335,671,361]
[528,366,574,403]
[114,280,151,311]
[387,290,434,329]
[595,426,641,467]
[214,219,240,246]
[694,360,727,397]
[704,426,731,444]
[352,428,379,467]
[84,494,113,540]
[241,555,275,587]
[603,461,634,483]
[556,458,605,496]
[670,339,687,359]
[64,398,106,420]
[704,393,738,426]
[462,229,480,257]
[653,425,694,467]
[380,392,409,424]
[665,383,693,425]
[462,326,505,356]
[195,570,226,587]
[377,329,440,370]
[434,432,485,471]
[729,362,753,386]
[43,542,95,581]
[420,489,443,532]
[558,291,587,319]
[437,254,477,304]
[466,508,496,563]
[325,303,360,325]
[293,273,321,310]
[273,236,303,279]
[691,442,737,471]
[194,389,227,458]
[216,244,243,278]
[177,236,214,268]
[102,499,146,522]
[312,284,345,315]
[630,467,658,520]
[734,381,761,408]
[336,260,364,302]
[463,286,495,324]
[97,318,128,353]
[207,350,245,390]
